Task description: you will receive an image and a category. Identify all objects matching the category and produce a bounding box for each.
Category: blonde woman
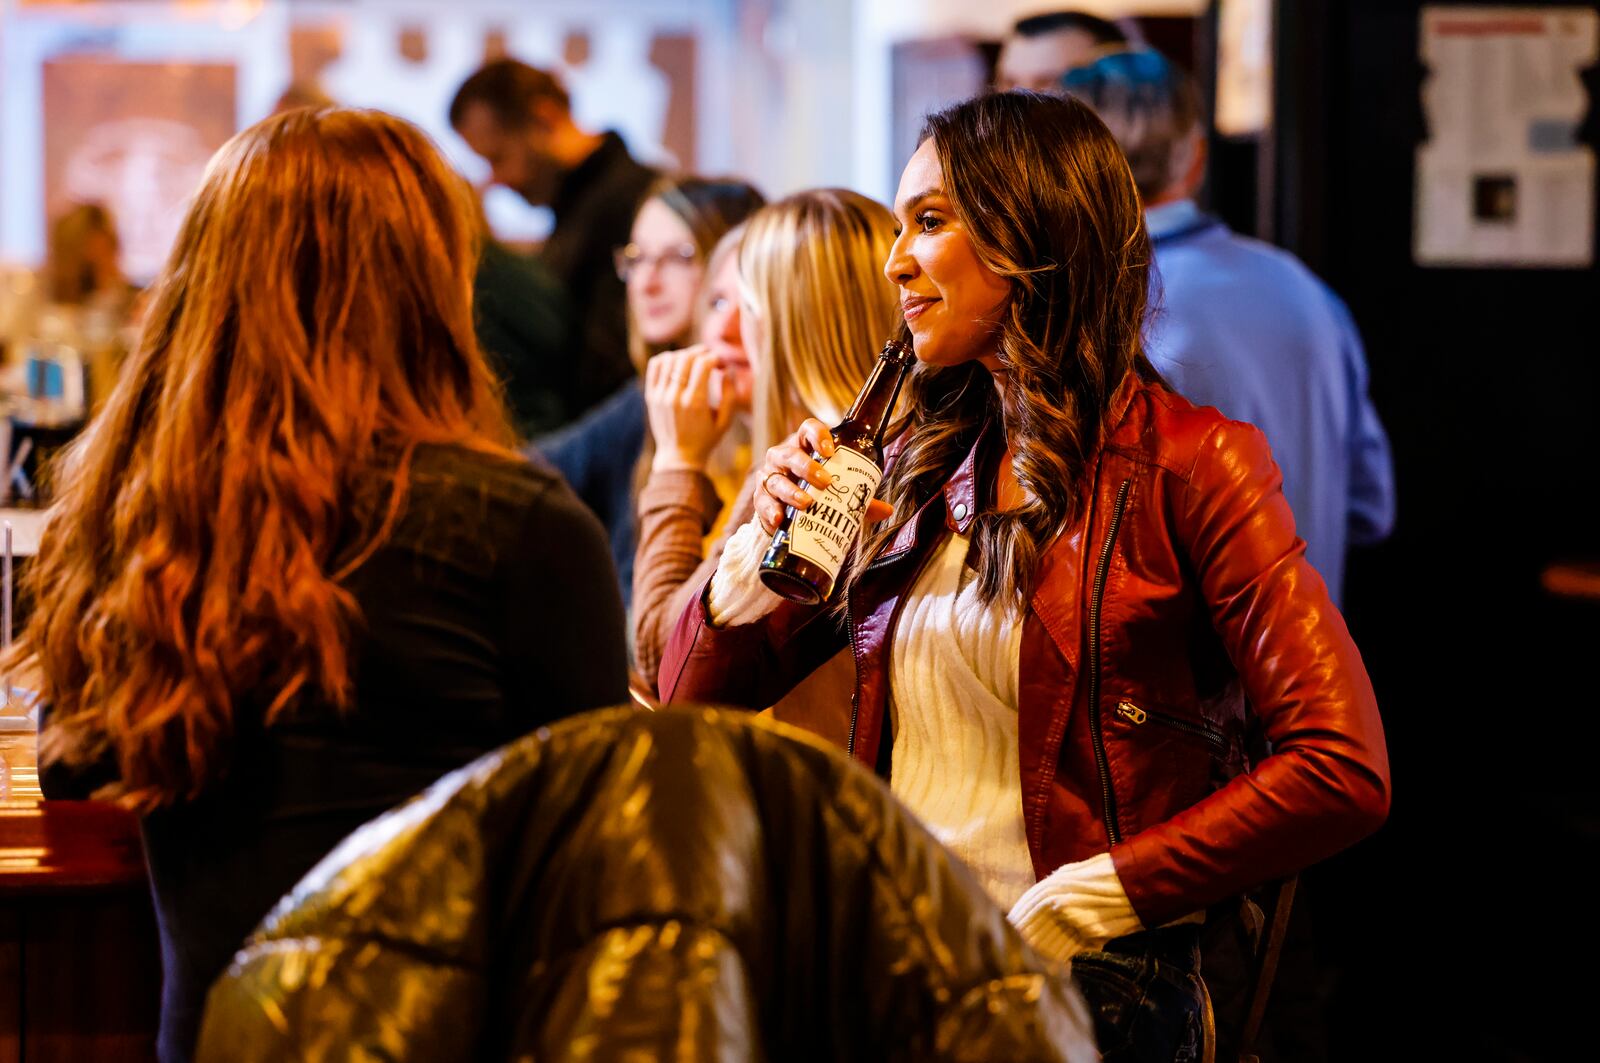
[634,188,901,694]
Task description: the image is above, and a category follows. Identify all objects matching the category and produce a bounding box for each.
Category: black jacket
[196,708,1097,1062]
[541,131,656,421]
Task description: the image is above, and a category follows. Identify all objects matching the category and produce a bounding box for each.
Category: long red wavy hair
[14,108,515,810]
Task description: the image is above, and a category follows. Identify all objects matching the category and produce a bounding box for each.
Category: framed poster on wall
[43,58,236,282]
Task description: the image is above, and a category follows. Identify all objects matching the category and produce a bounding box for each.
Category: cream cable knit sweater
[709,519,1145,962]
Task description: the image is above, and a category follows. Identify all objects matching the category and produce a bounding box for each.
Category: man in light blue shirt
[1062,51,1396,605]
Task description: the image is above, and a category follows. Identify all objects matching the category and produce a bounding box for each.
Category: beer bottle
[759,339,914,604]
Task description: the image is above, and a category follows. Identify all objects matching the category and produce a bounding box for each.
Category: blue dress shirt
[1144,200,1396,603]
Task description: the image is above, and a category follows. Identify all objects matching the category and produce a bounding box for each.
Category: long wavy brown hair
[846,92,1162,610]
[13,108,515,810]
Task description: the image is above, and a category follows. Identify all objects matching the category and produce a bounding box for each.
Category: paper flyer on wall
[1415,7,1597,268]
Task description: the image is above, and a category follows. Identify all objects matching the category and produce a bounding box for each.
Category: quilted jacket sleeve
[196,709,1098,1062]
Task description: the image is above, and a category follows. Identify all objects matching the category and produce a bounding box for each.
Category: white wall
[0,0,735,269]
[0,0,1210,269]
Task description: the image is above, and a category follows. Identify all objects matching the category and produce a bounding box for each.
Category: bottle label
[786,446,881,579]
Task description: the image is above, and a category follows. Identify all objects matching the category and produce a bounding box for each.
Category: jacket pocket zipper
[1089,478,1133,848]
[1114,699,1228,757]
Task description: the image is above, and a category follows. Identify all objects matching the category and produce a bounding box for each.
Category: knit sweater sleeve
[707,518,786,627]
[631,467,733,687]
[1007,853,1145,964]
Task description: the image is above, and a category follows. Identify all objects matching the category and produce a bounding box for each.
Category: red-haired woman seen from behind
[12,108,627,1063]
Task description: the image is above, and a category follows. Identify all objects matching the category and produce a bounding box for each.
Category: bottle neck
[841,347,911,446]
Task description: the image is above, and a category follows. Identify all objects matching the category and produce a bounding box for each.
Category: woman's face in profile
[883,139,1010,370]
[699,251,753,412]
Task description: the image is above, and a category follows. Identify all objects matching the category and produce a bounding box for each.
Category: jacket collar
[940,422,991,535]
[879,370,1145,557]
[939,371,1143,533]
[1104,369,1145,441]
[550,130,630,221]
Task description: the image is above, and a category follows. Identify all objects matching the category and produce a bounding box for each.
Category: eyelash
[894,212,943,239]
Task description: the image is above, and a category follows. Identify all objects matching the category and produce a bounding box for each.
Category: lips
[901,294,939,322]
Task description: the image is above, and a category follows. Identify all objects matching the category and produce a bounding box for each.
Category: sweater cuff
[638,468,723,529]
[1006,853,1145,964]
[707,519,784,627]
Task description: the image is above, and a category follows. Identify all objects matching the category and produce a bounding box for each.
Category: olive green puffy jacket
[196,707,1096,1062]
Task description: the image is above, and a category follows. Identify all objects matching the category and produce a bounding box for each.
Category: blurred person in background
[1061,50,1395,605]
[470,197,576,439]
[12,108,626,1063]
[47,202,136,318]
[271,79,335,114]
[34,203,140,421]
[633,189,900,694]
[994,9,1130,92]
[538,176,763,609]
[451,58,656,426]
[661,92,1389,1060]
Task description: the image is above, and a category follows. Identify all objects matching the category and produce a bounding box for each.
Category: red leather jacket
[659,374,1390,928]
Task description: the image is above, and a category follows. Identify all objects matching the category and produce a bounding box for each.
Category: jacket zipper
[848,553,900,760]
[1114,699,1228,757]
[847,539,937,761]
[845,602,860,758]
[1089,478,1133,847]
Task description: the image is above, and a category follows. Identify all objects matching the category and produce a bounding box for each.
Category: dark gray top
[44,443,628,1062]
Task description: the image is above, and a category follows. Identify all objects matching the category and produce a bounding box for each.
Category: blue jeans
[1071,925,1207,1062]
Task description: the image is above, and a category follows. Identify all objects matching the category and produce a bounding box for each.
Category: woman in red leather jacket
[659,91,1389,1059]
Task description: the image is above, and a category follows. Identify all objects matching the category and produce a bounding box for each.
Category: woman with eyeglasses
[538,176,763,609]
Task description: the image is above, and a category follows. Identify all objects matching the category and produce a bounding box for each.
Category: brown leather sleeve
[1111,421,1391,927]
[657,569,847,710]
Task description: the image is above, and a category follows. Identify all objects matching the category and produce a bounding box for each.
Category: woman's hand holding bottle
[752,419,893,536]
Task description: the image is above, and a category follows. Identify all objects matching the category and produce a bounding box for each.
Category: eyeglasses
[614,242,699,281]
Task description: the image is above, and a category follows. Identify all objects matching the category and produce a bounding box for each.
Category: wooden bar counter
[1,726,160,1062]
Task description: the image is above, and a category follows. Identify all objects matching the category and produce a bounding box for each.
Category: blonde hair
[738,189,901,454]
